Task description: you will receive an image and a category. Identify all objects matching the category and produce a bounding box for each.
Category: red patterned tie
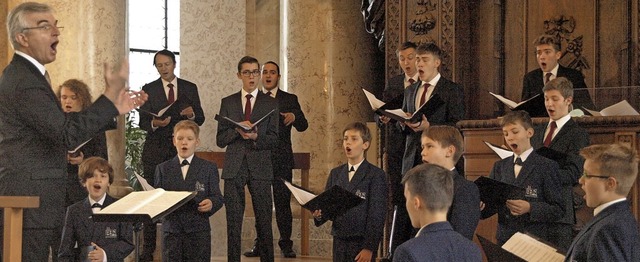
[419,83,430,106]
[408,78,415,85]
[544,72,553,84]
[167,83,175,104]
[244,94,253,121]
[543,121,557,147]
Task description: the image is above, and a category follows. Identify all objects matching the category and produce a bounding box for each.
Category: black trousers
[271,166,293,250]
[162,230,211,262]
[225,161,274,262]
[332,236,378,262]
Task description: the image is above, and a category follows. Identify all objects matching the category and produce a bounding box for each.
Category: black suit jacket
[58,195,134,261]
[216,91,279,180]
[483,152,564,244]
[154,156,224,233]
[450,169,481,240]
[532,118,589,224]
[381,75,408,203]
[0,54,119,229]
[522,65,595,110]
[139,78,205,165]
[314,160,388,252]
[565,201,640,262]
[400,77,465,175]
[392,222,482,262]
[272,89,308,172]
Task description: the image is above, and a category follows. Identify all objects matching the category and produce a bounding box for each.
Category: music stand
[92,192,195,262]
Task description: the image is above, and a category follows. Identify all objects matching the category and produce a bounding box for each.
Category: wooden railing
[0,196,39,262]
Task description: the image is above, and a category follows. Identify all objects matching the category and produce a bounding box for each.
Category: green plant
[125,113,146,191]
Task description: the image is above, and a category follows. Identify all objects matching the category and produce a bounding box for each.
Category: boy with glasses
[565,144,640,261]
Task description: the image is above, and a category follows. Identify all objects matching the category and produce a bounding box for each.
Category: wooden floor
[211,256,332,261]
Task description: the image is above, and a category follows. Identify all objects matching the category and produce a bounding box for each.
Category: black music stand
[92,192,195,262]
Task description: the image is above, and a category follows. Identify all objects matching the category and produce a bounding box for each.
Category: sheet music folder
[477,234,526,262]
[92,189,196,223]
[282,179,363,220]
[214,109,275,132]
[474,176,525,211]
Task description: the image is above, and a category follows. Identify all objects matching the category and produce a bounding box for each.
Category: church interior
[1,0,639,261]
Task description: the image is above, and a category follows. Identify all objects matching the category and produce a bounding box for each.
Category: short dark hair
[78,157,114,184]
[56,79,93,110]
[237,56,260,72]
[416,42,443,60]
[174,120,200,138]
[153,49,176,65]
[500,110,533,130]
[543,77,574,99]
[263,61,280,75]
[422,125,464,162]
[402,163,454,212]
[396,41,417,55]
[580,144,639,196]
[533,35,561,53]
[343,122,371,144]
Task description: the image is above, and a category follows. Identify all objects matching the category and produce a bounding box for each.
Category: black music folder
[138,95,194,119]
[214,109,275,132]
[474,176,525,211]
[489,92,547,117]
[283,179,363,220]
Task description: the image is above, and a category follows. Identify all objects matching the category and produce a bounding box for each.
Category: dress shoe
[282,248,296,258]
[243,245,261,257]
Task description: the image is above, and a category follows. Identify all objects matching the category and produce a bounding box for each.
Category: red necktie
[408,78,415,85]
[544,72,553,84]
[266,91,273,97]
[419,83,430,106]
[167,83,175,104]
[244,94,253,121]
[543,121,557,147]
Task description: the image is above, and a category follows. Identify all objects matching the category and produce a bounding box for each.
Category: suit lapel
[348,161,369,190]
[548,119,575,147]
[167,156,183,180]
[514,155,533,185]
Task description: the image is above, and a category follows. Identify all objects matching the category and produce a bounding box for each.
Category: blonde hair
[580,144,639,195]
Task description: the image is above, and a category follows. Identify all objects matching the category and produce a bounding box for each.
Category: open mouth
[93,184,102,190]
[547,109,555,114]
[51,41,58,53]
[540,62,547,68]
[345,147,352,153]
[418,69,424,75]
[509,143,518,150]
[265,79,272,84]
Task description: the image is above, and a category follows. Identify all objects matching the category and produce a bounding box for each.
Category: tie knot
[167,83,174,88]
[408,78,415,85]
[266,91,273,96]
[91,203,102,209]
[181,159,190,166]
[550,121,557,128]
[545,72,553,83]
[349,166,355,172]
[514,157,523,166]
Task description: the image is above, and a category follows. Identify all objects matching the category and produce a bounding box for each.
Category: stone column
[283,0,381,256]
[45,0,131,197]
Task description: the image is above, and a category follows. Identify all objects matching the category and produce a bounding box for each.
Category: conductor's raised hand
[102,59,148,114]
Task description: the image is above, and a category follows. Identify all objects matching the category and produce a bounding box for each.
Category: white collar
[514,147,534,163]
[89,194,107,207]
[348,159,365,172]
[15,51,46,75]
[549,113,571,131]
[179,154,195,165]
[594,198,626,216]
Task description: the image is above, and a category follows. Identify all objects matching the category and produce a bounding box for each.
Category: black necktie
[91,203,102,209]
[348,166,356,181]
[181,159,189,166]
[514,157,523,166]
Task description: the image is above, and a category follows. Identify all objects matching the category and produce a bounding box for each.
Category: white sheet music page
[283,180,316,205]
[502,232,565,262]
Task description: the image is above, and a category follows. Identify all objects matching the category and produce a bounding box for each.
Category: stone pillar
[284,0,380,256]
[45,0,131,197]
